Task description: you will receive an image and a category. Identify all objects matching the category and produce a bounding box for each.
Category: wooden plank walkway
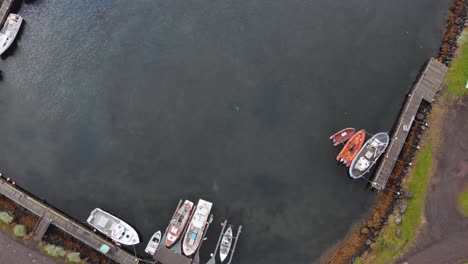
[0,0,15,27]
[0,179,139,264]
[371,58,448,191]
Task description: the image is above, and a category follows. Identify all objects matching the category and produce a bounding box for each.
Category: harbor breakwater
[319,1,467,263]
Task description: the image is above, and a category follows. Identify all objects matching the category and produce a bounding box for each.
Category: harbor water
[0,0,451,263]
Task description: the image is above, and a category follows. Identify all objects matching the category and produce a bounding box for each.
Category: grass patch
[445,30,468,97]
[13,224,27,237]
[0,211,14,224]
[43,244,66,258]
[66,252,82,263]
[362,142,434,264]
[457,190,468,217]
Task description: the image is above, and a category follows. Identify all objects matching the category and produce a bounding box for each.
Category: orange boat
[166,200,194,248]
[336,129,366,167]
[329,128,356,146]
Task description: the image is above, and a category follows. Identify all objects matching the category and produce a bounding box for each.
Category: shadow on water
[24,0,43,4]
[10,0,23,13]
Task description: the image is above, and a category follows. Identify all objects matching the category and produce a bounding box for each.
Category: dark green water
[0,0,450,263]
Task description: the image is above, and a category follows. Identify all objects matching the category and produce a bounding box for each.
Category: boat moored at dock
[145,230,161,255]
[86,208,140,245]
[329,128,356,146]
[336,129,366,167]
[0,14,22,55]
[219,225,233,262]
[166,200,194,248]
[349,132,389,179]
[182,199,212,256]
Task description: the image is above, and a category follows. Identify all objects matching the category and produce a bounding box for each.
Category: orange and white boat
[166,200,194,248]
[336,129,366,167]
[329,128,356,146]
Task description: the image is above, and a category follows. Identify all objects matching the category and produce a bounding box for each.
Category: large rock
[405,191,413,199]
[395,214,402,225]
[396,228,402,238]
[361,227,370,235]
[399,202,408,214]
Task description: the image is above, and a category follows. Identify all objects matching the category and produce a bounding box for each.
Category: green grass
[43,244,66,258]
[67,252,82,263]
[363,142,434,264]
[0,211,14,224]
[13,224,26,237]
[457,190,468,217]
[445,30,468,97]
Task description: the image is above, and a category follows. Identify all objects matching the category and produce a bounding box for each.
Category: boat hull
[0,14,23,56]
[330,128,356,146]
[182,199,213,256]
[87,208,140,245]
[166,200,194,248]
[145,231,161,255]
[349,132,389,179]
[219,226,233,262]
[336,129,366,167]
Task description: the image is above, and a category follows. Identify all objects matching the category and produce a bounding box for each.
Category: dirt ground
[398,97,468,264]
[0,231,55,264]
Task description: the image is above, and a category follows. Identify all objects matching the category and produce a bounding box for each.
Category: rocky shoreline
[319,1,467,263]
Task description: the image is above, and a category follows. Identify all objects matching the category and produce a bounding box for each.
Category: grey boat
[349,132,389,179]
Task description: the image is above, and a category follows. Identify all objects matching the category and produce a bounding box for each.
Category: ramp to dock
[371,58,448,191]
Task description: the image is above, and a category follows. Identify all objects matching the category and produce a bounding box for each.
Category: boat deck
[0,178,138,264]
[371,58,448,190]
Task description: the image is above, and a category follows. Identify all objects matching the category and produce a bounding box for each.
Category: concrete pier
[0,0,15,27]
[0,178,138,264]
[371,58,448,191]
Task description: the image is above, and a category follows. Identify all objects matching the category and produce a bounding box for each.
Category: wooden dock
[0,0,15,27]
[371,58,448,191]
[0,179,139,264]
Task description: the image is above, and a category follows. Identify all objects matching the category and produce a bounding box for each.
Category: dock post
[226,225,242,264]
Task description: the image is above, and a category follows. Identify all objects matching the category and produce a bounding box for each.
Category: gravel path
[399,97,468,264]
[0,231,56,264]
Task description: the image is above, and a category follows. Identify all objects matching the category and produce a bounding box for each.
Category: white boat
[182,199,213,256]
[145,230,161,255]
[0,14,23,56]
[349,132,389,179]
[87,208,140,245]
[219,225,233,262]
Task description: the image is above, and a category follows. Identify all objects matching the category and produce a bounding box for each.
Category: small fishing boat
[182,199,213,256]
[145,231,161,255]
[336,129,366,167]
[329,128,356,146]
[166,200,194,248]
[87,208,140,245]
[0,14,23,55]
[349,132,389,179]
[219,225,233,262]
